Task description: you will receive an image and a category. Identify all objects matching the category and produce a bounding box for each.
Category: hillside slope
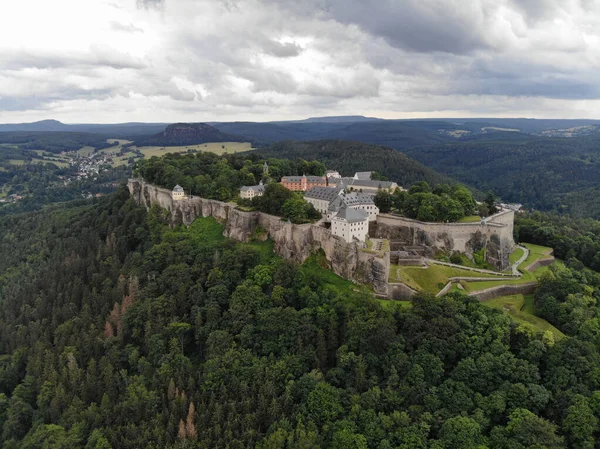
[401,136,600,216]
[135,122,246,147]
[255,140,459,188]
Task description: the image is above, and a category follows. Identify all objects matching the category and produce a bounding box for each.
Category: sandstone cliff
[128,179,390,294]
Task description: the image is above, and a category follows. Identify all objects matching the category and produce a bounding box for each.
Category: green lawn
[8,159,25,166]
[397,264,503,293]
[457,215,481,223]
[482,294,565,339]
[77,146,95,157]
[522,243,553,269]
[509,247,524,265]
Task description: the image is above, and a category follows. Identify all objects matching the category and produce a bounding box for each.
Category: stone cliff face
[128,179,390,294]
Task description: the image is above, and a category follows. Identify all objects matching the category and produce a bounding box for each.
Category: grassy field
[509,247,524,265]
[8,159,25,166]
[457,215,481,223]
[77,146,95,157]
[482,294,565,339]
[522,243,554,269]
[396,264,502,293]
[137,142,253,158]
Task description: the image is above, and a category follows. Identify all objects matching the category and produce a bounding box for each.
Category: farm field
[136,141,253,158]
[482,294,565,339]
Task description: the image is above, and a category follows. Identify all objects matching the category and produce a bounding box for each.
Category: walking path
[511,245,529,275]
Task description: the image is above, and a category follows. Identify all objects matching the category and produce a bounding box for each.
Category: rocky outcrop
[134,123,246,147]
[128,179,390,294]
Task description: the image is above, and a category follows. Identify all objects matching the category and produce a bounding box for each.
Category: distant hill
[401,135,600,217]
[0,120,168,137]
[0,131,114,153]
[134,123,247,147]
[254,140,459,189]
[285,115,383,123]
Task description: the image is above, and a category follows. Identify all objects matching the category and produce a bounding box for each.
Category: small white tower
[172,185,185,201]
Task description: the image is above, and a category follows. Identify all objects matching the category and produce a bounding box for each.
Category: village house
[240,182,265,199]
[172,185,185,200]
[281,174,327,192]
[331,206,369,243]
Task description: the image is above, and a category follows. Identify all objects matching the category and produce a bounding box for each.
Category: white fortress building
[331,206,369,243]
[172,185,185,200]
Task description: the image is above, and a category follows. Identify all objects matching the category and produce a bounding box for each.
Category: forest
[373,181,480,222]
[253,140,457,190]
[400,135,600,218]
[133,151,326,202]
[0,185,599,448]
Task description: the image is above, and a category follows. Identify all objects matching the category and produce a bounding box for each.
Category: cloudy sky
[1,0,600,123]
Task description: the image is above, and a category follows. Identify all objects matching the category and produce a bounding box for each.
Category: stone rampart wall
[372,211,515,270]
[468,282,538,301]
[525,257,555,273]
[128,179,390,293]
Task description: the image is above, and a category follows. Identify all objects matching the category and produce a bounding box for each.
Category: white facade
[326,170,341,179]
[306,197,331,214]
[331,207,369,243]
[172,185,185,201]
[240,184,265,199]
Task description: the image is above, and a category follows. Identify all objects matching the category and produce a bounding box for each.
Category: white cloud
[0,0,600,122]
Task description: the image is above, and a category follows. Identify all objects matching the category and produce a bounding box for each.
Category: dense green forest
[515,211,600,272]
[254,141,458,190]
[0,185,600,447]
[134,151,326,201]
[0,163,129,216]
[400,136,600,218]
[373,181,480,222]
[0,132,115,153]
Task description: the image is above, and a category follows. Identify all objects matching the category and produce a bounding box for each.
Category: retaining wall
[468,282,538,301]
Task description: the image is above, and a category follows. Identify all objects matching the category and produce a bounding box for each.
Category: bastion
[371,212,515,270]
[128,179,390,294]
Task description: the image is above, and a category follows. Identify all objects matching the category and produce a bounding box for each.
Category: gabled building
[240,182,265,199]
[281,174,327,192]
[331,206,369,243]
[354,171,373,181]
[328,191,379,221]
[304,186,343,214]
[328,177,398,195]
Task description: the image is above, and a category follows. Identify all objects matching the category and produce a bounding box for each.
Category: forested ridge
[254,140,458,190]
[400,136,600,218]
[0,185,600,447]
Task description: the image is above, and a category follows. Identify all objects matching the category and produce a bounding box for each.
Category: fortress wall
[373,211,515,270]
[387,283,418,300]
[468,282,538,301]
[128,179,389,294]
[525,257,555,273]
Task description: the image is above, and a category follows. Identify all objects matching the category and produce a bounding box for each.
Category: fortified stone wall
[128,179,390,294]
[372,211,515,270]
[468,282,537,301]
